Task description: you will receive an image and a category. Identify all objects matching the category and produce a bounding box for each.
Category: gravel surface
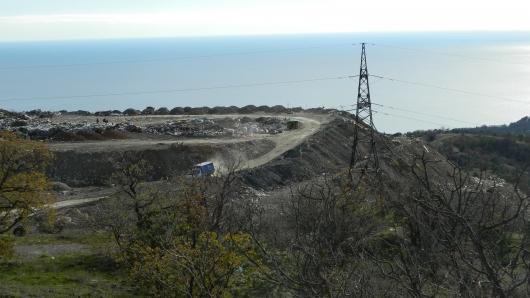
[44,113,328,153]
[14,244,93,258]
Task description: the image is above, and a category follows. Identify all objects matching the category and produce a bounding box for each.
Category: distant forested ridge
[453,116,530,135]
[406,116,530,184]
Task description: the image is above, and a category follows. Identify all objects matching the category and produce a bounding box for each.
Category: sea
[1,31,530,134]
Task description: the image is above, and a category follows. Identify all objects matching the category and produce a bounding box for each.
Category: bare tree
[375,150,530,297]
[241,173,392,297]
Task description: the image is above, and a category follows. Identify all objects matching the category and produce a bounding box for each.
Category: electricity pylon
[350,43,380,181]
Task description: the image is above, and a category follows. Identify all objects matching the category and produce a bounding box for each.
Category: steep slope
[240,117,442,189]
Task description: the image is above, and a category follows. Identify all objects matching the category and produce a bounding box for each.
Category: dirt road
[243,116,323,169]
[45,114,327,164]
[46,114,328,208]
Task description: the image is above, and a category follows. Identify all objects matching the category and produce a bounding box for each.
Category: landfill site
[5,106,460,221]
[7,105,504,266]
[0,106,439,202]
[0,106,359,199]
[1,109,297,141]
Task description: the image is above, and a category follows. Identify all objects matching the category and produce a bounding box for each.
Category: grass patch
[2,232,147,297]
[0,253,143,297]
[12,232,109,246]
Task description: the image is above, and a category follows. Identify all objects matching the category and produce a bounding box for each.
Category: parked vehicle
[186,162,215,178]
[0,221,25,236]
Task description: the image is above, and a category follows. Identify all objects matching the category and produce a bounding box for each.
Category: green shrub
[0,236,15,261]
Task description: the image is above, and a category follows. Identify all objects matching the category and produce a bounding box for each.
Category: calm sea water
[1,32,530,133]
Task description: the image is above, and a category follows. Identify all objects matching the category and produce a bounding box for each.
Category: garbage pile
[0,113,288,141]
[118,117,288,137]
[0,117,116,140]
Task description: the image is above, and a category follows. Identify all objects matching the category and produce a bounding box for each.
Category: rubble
[0,112,289,141]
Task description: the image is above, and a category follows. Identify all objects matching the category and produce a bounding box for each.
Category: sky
[0,0,529,42]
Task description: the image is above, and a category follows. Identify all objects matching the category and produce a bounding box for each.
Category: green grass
[0,253,144,297]
[0,232,147,298]
[11,233,109,246]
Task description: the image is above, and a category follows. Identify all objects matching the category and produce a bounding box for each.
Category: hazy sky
[0,0,528,41]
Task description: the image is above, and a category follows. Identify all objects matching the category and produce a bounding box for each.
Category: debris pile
[0,112,289,141]
[0,116,121,140]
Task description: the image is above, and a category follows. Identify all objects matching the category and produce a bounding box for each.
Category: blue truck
[186,162,215,178]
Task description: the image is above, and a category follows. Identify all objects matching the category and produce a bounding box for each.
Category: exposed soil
[14,244,92,258]
[44,113,329,186]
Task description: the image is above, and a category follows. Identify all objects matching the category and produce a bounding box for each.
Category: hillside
[405,114,530,184]
[453,116,530,135]
[3,110,530,297]
[418,132,530,183]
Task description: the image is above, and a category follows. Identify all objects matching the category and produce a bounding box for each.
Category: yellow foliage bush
[0,131,56,236]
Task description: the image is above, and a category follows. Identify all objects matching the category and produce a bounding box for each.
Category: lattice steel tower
[350,43,380,180]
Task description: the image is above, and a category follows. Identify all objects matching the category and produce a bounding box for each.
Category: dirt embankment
[44,111,438,198]
[241,118,356,189]
[47,138,276,186]
[44,114,328,186]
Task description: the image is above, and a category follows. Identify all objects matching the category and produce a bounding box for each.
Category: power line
[371,102,481,126]
[0,43,355,70]
[369,75,530,104]
[4,42,521,70]
[372,109,455,128]
[0,76,354,102]
[338,105,456,129]
[338,103,479,127]
[371,43,528,66]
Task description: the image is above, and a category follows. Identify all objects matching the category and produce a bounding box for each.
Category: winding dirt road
[45,114,326,162]
[46,114,328,208]
[243,116,323,169]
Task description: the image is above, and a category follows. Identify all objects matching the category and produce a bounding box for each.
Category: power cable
[338,103,479,127]
[338,105,452,130]
[372,109,455,128]
[370,103,481,126]
[0,76,355,102]
[371,43,528,66]
[370,77,384,85]
[0,43,355,70]
[370,75,530,104]
[348,75,384,85]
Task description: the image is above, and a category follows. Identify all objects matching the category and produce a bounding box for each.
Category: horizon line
[2,29,530,43]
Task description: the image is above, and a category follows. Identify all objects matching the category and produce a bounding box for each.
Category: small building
[287,120,300,129]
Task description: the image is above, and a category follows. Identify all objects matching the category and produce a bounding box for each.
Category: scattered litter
[0,111,289,141]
